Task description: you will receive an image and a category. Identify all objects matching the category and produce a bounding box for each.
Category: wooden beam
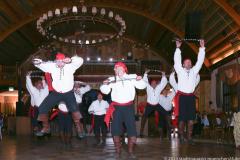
[0,0,211,67]
[0,1,19,22]
[208,43,232,59]
[214,0,240,26]
[207,26,239,52]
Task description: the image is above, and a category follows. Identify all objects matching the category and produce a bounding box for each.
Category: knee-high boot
[166,116,172,140]
[187,120,194,145]
[179,121,185,144]
[35,114,50,136]
[72,112,82,138]
[113,136,121,157]
[128,136,137,159]
[159,128,163,140]
[140,116,147,137]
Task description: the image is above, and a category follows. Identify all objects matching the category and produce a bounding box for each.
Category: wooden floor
[0,136,239,160]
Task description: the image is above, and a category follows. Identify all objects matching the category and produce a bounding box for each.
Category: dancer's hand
[103,79,110,85]
[32,58,42,65]
[144,69,150,74]
[136,76,142,81]
[161,72,166,76]
[63,57,72,64]
[200,39,205,48]
[27,71,32,76]
[176,39,182,48]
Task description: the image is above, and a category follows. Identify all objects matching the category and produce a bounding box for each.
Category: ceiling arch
[0,0,211,66]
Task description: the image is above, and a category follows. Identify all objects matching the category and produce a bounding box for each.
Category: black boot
[128,137,137,159]
[140,116,147,138]
[113,136,121,159]
[35,114,50,137]
[187,120,195,145]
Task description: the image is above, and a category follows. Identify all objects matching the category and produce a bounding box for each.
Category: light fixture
[55,8,60,16]
[37,4,126,47]
[86,57,90,61]
[9,87,14,91]
[72,6,78,13]
[97,57,101,61]
[109,58,113,62]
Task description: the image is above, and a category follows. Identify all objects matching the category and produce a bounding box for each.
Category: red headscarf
[55,53,65,60]
[114,62,128,73]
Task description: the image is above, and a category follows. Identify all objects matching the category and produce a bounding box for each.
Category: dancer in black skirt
[100,62,146,159]
[173,39,205,144]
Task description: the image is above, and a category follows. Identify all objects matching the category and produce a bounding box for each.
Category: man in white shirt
[100,62,146,159]
[26,72,49,132]
[173,39,205,144]
[33,52,83,138]
[140,70,167,137]
[74,82,91,138]
[158,87,175,140]
[88,92,109,145]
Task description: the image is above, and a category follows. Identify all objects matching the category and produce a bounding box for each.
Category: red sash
[45,72,54,91]
[104,101,133,128]
[173,91,195,117]
[50,109,69,121]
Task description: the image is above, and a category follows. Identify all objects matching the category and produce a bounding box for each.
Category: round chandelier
[36,4,126,46]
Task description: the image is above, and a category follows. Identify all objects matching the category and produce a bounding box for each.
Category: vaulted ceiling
[0,0,240,69]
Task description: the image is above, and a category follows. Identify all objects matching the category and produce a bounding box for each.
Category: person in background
[88,92,109,146]
[74,82,91,138]
[140,70,167,137]
[26,71,49,133]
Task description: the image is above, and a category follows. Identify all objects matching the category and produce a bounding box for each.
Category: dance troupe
[27,39,205,159]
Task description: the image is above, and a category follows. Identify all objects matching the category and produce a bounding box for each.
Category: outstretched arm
[100,77,114,94]
[192,40,205,74]
[131,74,147,90]
[33,58,55,73]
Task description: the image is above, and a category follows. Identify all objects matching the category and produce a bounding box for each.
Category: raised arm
[70,55,84,70]
[174,40,184,73]
[26,74,35,94]
[33,59,55,73]
[169,72,178,91]
[156,73,167,93]
[192,40,205,74]
[143,73,150,86]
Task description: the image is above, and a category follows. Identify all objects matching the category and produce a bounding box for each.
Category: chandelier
[36,4,126,46]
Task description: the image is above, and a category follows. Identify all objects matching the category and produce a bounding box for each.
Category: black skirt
[178,94,196,121]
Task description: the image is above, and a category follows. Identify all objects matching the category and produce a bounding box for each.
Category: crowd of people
[23,39,206,159]
[0,39,211,159]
